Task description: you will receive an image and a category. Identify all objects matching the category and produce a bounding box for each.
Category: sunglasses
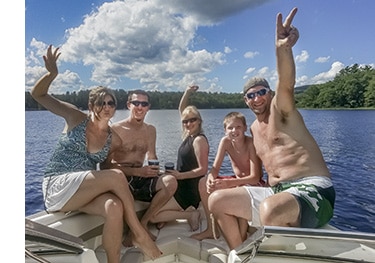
[130,100,150,107]
[182,117,198,124]
[246,88,269,100]
[101,100,116,108]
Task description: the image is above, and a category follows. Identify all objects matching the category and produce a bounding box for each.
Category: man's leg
[209,187,252,250]
[141,174,178,233]
[260,192,300,227]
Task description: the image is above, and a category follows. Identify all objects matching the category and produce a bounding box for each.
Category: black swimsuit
[174,134,208,210]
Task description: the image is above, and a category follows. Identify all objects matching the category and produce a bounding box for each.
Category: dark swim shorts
[126,176,158,202]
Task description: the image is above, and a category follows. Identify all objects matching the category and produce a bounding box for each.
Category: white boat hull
[25,202,375,263]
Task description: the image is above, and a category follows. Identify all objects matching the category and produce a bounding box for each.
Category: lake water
[25,109,375,233]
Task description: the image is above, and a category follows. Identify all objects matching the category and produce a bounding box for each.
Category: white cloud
[295,50,309,63]
[161,0,273,24]
[25,0,275,93]
[224,46,232,54]
[257,66,270,76]
[295,75,309,86]
[245,67,256,75]
[244,51,259,59]
[315,56,330,63]
[310,61,345,84]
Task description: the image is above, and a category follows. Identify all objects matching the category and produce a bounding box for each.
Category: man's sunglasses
[101,100,116,108]
[245,88,269,100]
[182,117,198,124]
[130,100,150,107]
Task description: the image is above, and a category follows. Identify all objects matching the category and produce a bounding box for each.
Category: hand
[165,169,179,178]
[186,85,199,93]
[276,7,299,48]
[206,174,216,194]
[212,177,232,190]
[143,165,159,177]
[43,45,61,76]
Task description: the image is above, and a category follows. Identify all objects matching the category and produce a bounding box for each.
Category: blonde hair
[181,105,204,140]
[223,112,247,129]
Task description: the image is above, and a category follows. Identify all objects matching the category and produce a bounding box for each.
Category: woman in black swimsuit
[149,85,209,231]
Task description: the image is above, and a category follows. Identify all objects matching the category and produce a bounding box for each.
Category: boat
[25,201,375,263]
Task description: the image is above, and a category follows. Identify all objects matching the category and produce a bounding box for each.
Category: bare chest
[116,125,149,154]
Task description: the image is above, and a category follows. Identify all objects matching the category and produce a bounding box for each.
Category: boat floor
[26,203,375,263]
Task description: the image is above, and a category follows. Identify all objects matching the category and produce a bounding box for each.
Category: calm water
[25,109,375,233]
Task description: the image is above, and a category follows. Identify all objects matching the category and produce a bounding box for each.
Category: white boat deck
[26,202,375,263]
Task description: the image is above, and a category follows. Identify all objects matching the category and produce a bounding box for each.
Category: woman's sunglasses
[101,100,116,108]
[130,100,150,107]
[182,117,198,124]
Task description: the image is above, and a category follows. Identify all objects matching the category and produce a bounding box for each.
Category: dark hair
[127,89,150,102]
[88,86,117,119]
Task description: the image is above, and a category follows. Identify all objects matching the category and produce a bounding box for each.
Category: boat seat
[27,200,150,242]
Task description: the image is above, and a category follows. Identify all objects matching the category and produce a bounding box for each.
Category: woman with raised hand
[149,85,209,232]
[31,45,162,263]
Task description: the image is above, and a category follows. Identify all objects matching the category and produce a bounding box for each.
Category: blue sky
[24,0,375,94]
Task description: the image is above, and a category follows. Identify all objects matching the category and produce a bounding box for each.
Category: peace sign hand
[276,7,299,48]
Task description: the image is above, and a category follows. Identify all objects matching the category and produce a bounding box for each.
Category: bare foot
[132,232,162,260]
[190,228,216,241]
[188,210,200,231]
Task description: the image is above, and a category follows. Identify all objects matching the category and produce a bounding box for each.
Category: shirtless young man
[191,111,264,241]
[103,90,178,240]
[209,8,335,250]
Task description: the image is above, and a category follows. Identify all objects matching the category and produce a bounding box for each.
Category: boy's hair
[223,112,247,129]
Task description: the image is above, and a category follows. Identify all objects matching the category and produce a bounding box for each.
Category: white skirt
[42,171,90,212]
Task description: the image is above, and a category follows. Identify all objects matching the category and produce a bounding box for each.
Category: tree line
[25,64,375,110]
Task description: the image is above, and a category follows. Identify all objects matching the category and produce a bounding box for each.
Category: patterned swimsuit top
[44,118,112,177]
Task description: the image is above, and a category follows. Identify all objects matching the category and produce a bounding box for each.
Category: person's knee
[162,175,178,194]
[110,169,127,185]
[104,196,124,220]
[259,199,274,225]
[259,198,299,226]
[207,191,223,214]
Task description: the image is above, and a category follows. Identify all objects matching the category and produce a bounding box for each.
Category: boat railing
[230,226,375,263]
[25,218,85,258]
[264,225,375,244]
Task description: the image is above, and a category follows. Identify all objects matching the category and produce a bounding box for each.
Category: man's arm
[275,7,299,115]
[146,124,158,161]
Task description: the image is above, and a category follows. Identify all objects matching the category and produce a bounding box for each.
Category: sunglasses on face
[182,117,198,124]
[246,88,269,100]
[100,100,116,108]
[130,100,150,107]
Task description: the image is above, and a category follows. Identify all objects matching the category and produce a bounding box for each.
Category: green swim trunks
[271,176,335,227]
